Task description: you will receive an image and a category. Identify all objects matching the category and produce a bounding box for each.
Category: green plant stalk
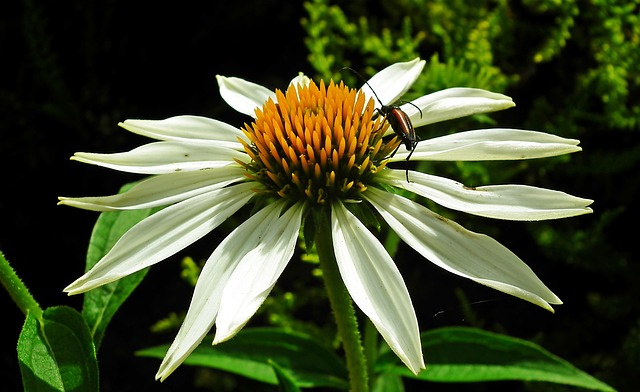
[362,317,378,390]
[0,251,43,321]
[315,225,369,392]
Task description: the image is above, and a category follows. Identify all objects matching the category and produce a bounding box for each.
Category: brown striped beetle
[341,67,422,182]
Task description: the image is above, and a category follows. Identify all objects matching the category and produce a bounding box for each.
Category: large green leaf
[81,183,159,348]
[269,359,302,392]
[376,327,614,391]
[371,372,405,392]
[137,327,349,389]
[17,306,98,392]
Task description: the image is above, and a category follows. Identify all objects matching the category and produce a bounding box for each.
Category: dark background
[2,1,308,390]
[2,1,638,391]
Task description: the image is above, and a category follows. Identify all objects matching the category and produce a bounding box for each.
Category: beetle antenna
[340,67,385,107]
[341,67,422,119]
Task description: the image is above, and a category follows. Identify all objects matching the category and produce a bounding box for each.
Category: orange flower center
[239,79,399,205]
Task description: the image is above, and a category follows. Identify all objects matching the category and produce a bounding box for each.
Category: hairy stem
[315,219,369,392]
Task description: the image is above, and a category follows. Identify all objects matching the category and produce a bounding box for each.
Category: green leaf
[137,327,349,389]
[81,182,159,348]
[268,359,302,392]
[371,372,405,392]
[376,327,614,391]
[17,306,98,392]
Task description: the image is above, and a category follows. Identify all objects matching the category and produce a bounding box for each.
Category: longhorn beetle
[341,67,422,182]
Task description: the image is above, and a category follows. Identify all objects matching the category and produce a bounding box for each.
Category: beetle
[341,67,422,182]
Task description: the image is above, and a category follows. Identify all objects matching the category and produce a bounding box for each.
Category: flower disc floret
[238,80,399,205]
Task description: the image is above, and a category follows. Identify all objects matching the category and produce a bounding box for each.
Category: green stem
[315,219,369,392]
[0,251,43,320]
[363,317,378,389]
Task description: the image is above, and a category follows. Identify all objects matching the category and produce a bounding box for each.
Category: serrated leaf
[137,327,349,389]
[81,182,159,347]
[376,327,614,391]
[17,306,98,392]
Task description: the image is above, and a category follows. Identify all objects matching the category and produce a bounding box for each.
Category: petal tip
[410,357,427,375]
[155,369,170,382]
[63,284,79,295]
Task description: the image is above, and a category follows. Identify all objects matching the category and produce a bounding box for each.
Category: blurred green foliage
[302,0,639,390]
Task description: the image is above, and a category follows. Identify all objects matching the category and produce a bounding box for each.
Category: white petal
[289,73,311,89]
[331,201,425,374]
[213,202,304,344]
[378,169,594,220]
[401,88,515,127]
[363,58,426,108]
[365,187,561,311]
[64,182,255,294]
[156,201,286,381]
[58,167,247,211]
[410,87,512,107]
[216,75,275,117]
[392,128,582,162]
[71,141,248,174]
[119,115,247,148]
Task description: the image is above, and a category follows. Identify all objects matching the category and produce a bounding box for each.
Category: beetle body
[378,105,418,156]
[379,105,419,182]
[341,67,422,182]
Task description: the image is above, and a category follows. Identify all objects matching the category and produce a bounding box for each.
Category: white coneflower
[60,58,592,383]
